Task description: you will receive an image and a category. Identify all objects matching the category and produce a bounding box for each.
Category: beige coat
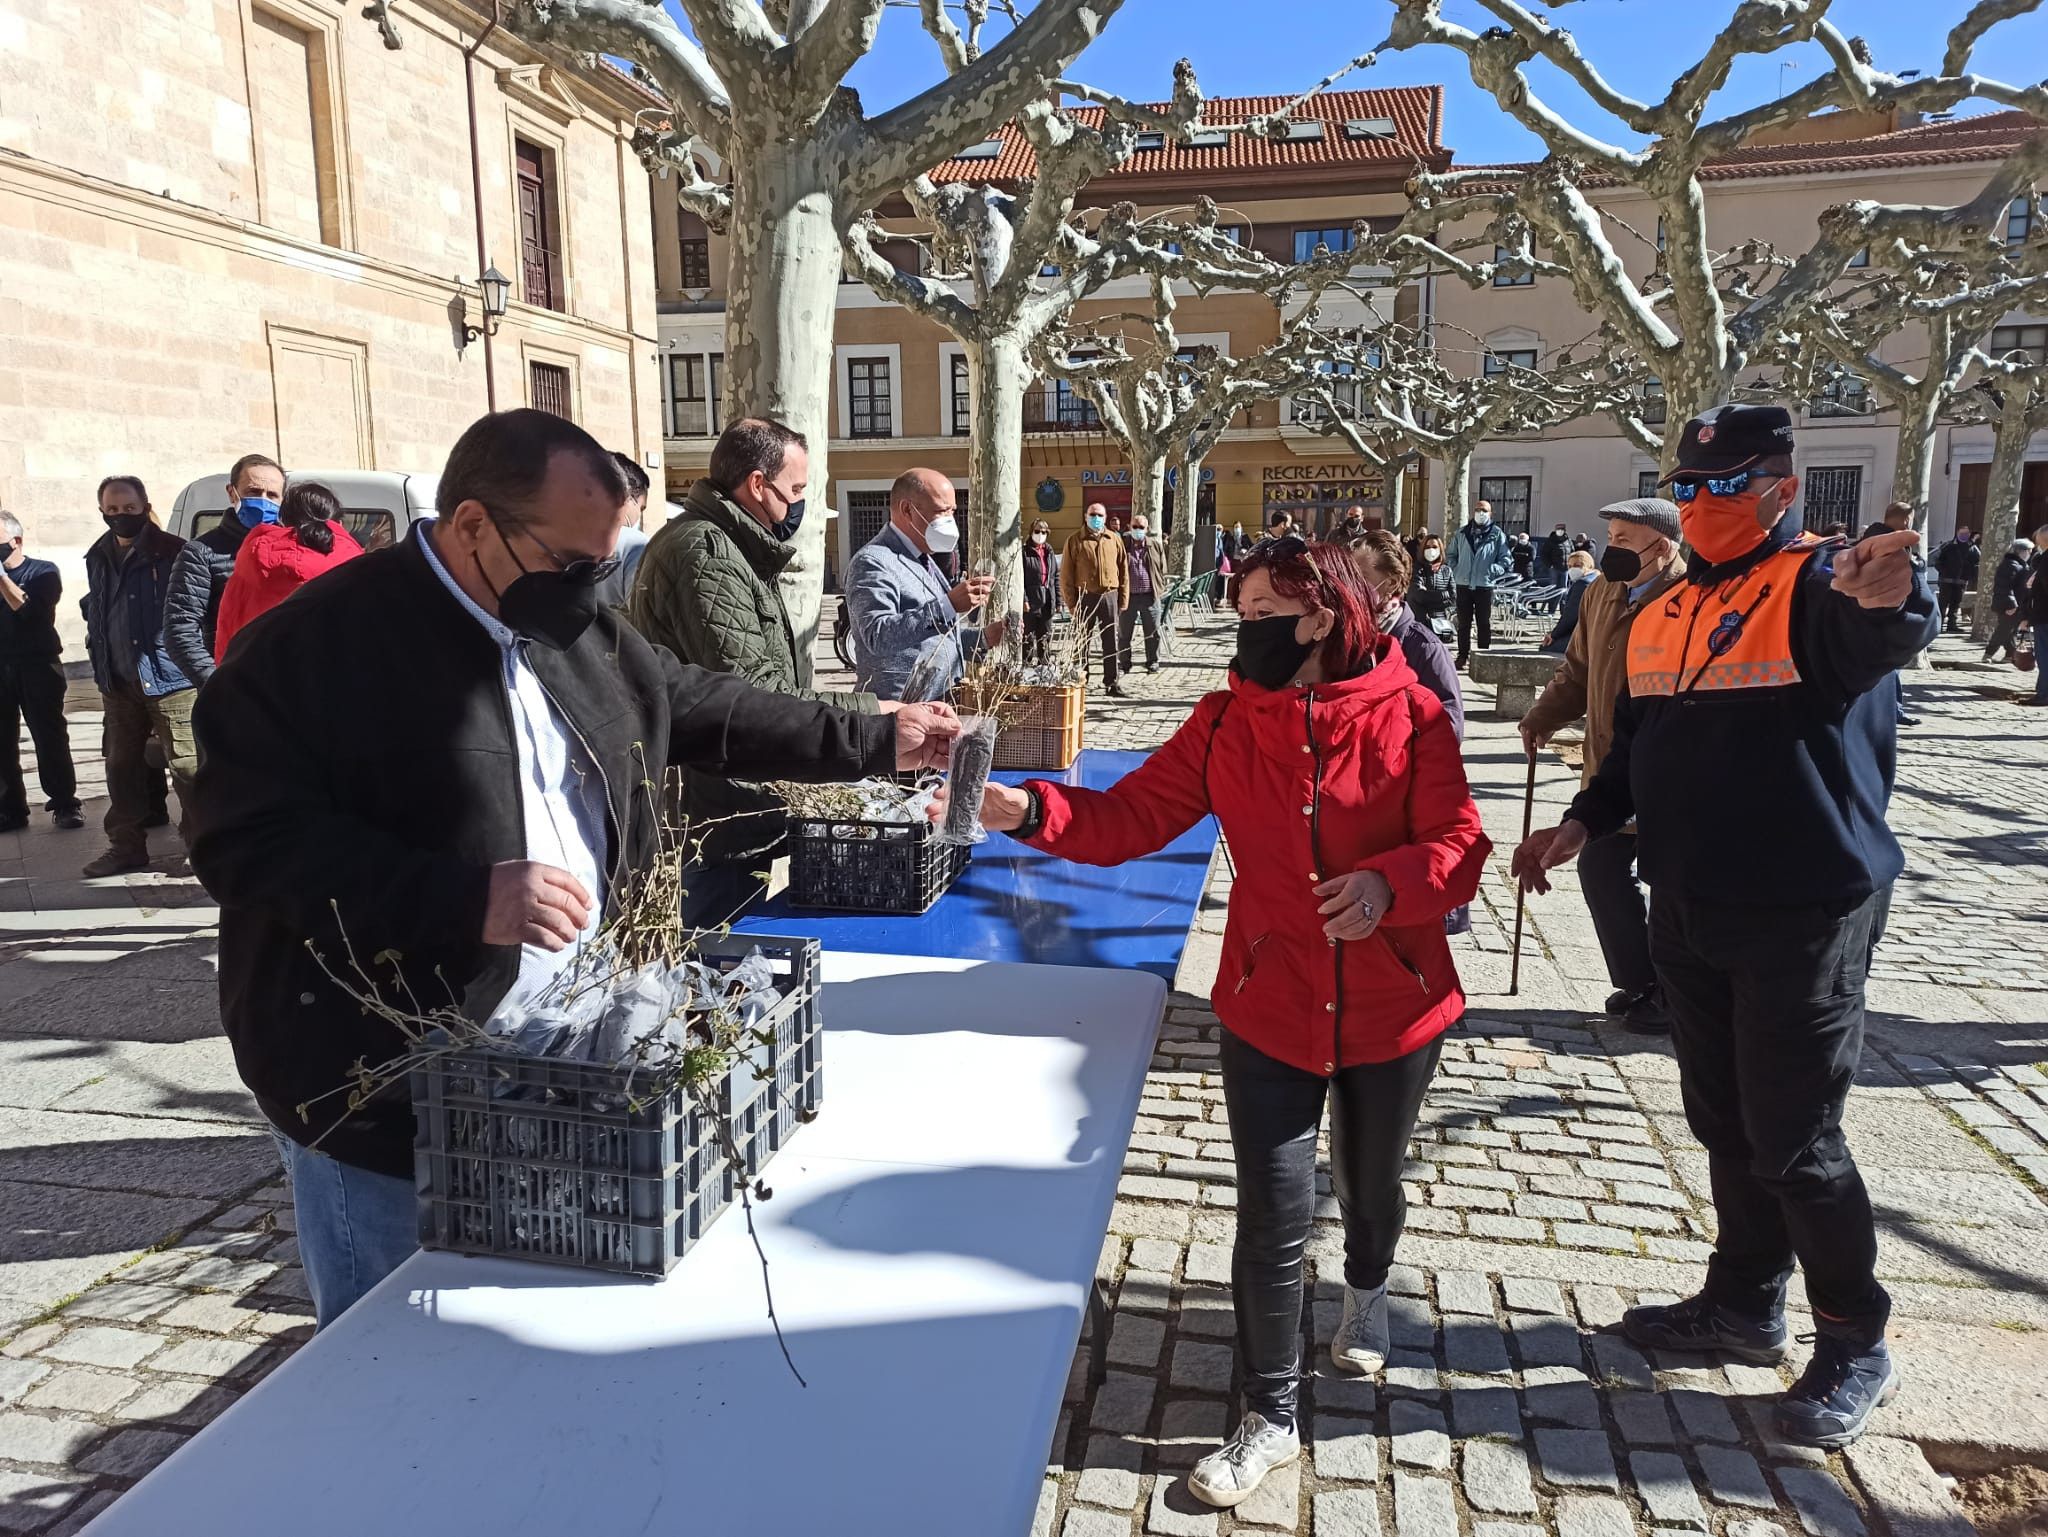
[1521,559,1683,788]
[1060,528,1130,609]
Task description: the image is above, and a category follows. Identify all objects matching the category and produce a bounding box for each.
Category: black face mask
[1233,613,1317,690]
[766,492,806,544]
[104,514,148,541]
[481,526,601,652]
[1598,545,1643,584]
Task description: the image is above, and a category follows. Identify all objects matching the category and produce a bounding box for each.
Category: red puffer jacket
[1027,638,1488,1074]
[215,521,364,660]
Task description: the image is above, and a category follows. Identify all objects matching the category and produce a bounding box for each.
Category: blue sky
[789,0,2048,164]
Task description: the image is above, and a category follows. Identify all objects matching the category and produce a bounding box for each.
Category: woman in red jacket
[214,482,363,659]
[940,538,1487,1508]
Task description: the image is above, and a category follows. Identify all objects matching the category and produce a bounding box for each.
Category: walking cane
[1509,745,1537,996]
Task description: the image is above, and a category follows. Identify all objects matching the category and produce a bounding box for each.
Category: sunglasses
[1669,469,1785,503]
[489,510,621,586]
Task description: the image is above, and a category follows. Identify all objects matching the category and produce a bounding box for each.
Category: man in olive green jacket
[631,418,880,924]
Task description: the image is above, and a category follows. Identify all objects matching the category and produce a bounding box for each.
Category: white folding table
[85,952,1166,1537]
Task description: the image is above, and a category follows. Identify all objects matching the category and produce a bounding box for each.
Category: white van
[168,469,439,551]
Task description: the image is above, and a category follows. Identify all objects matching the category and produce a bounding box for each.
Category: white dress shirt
[420,522,609,1017]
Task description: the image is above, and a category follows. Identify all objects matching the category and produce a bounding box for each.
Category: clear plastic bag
[937,715,999,846]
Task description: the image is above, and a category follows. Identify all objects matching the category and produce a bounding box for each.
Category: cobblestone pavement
[1,624,2043,1535]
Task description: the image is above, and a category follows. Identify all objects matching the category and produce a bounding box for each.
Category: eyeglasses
[1262,534,1309,559]
[488,510,621,586]
[1669,469,1785,503]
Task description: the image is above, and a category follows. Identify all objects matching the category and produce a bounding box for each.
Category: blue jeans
[2037,626,2048,702]
[274,1133,418,1329]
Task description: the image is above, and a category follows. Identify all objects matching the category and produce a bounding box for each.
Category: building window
[1809,373,1871,417]
[1281,121,1325,141]
[846,490,891,552]
[1656,216,1666,252]
[1134,131,1165,151]
[1054,378,1101,429]
[1483,348,1538,377]
[248,8,342,246]
[1492,247,1534,286]
[529,361,572,419]
[1188,128,1229,149]
[848,356,893,439]
[1639,377,1666,425]
[1294,226,1355,262]
[956,138,1003,161]
[1805,466,1862,527]
[667,352,721,437]
[2007,196,2035,245]
[1343,117,1398,140]
[1847,247,1869,268]
[678,210,711,288]
[1637,470,1660,499]
[516,138,564,310]
[1991,323,2048,364]
[1477,475,1533,536]
[949,353,971,437]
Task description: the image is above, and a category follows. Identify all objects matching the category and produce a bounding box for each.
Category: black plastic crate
[786,814,968,914]
[411,933,822,1278]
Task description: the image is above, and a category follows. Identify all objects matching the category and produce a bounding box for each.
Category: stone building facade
[1,0,664,647]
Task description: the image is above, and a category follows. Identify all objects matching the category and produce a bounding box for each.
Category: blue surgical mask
[1087,515,1106,532]
[234,495,281,529]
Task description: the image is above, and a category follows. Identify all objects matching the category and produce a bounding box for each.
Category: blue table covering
[736,749,1219,982]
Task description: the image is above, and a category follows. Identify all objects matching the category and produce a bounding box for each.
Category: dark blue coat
[81,526,192,698]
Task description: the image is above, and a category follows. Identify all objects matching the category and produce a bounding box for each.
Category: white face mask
[923,513,960,555]
[1031,531,1048,546]
[1473,510,1492,526]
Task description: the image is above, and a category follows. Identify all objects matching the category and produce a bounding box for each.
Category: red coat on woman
[1025,637,1488,1073]
[214,520,364,660]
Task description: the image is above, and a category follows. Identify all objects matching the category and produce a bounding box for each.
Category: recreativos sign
[1263,462,1381,483]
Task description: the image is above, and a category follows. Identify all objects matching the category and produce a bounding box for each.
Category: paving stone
[37,1327,166,1370]
[1089,1372,1157,1434]
[1524,1379,1601,1429]
[1555,1223,1639,1251]
[150,1337,273,1381]
[1514,1194,1590,1221]
[1156,1400,1227,1468]
[0,1468,87,1533]
[1126,1239,1182,1273]
[1697,1445,1777,1509]
[1466,1214,1547,1241]
[1076,1434,1144,1511]
[44,1487,119,1537]
[110,1378,239,1427]
[1842,1437,1975,1537]
[1448,1382,1522,1440]
[1112,1203,1192,1242]
[1533,1428,1621,1490]
[1723,1362,1787,1398]
[1509,1313,1584,1371]
[1631,1450,1709,1529]
[1587,1334,1655,1390]
[1393,1473,1458,1537]
[1643,1236,1716,1263]
[1462,1439,1538,1514]
[1594,1203,1683,1231]
[1063,1508,1134,1537]
[1168,1340,1234,1394]
[1501,1278,1568,1315]
[1119,1271,1174,1314]
[1473,1524,1545,1537]
[76,1425,187,1479]
[1609,1390,1676,1446]
[1431,1185,1513,1211]
[0,1410,100,1466]
[1179,1286,1233,1339]
[22,1369,136,1415]
[1388,1264,1427,1297]
[1555,1495,1637,1537]
[1146,1475,1219,1536]
[0,1360,50,1406]
[1777,1466,1869,1537]
[1391,1400,1451,1470]
[1572,1286,1627,1330]
[1383,1357,1440,1398]
[1669,1387,1741,1444]
[1389,1293,1437,1349]
[1108,1314,1166,1369]
[1314,1489,1383,1537]
[60,1283,187,1324]
[1739,1400,1827,1467]
[1182,1243,1231,1285]
[156,1291,263,1336]
[1312,1413,1380,1483]
[1231,1456,1300,1528]
[1312,1366,1378,1415]
[1728,1522,1794,1537]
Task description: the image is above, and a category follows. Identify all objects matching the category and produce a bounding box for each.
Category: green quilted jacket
[631,478,877,863]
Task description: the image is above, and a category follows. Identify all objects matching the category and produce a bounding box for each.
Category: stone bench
[1468,648,1564,719]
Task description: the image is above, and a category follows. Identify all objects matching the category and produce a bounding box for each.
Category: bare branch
[791,0,887,101]
[507,0,735,149]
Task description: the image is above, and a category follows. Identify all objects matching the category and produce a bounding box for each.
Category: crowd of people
[0,398,2036,1507]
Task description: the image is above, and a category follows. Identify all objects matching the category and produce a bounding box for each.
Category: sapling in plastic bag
[938,715,999,846]
[592,963,673,1066]
[899,629,960,705]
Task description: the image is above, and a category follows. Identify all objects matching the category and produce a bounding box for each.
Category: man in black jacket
[192,409,959,1327]
[0,510,81,833]
[1514,404,1935,1451]
[1931,525,1980,634]
[164,453,283,688]
[1983,536,2033,662]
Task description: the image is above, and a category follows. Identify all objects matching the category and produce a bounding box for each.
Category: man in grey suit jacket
[847,469,1003,701]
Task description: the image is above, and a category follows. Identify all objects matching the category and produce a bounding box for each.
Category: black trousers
[1577,831,1655,994]
[1984,608,2022,661]
[1938,580,1967,632]
[1650,888,1889,1342]
[1222,1029,1443,1426]
[0,659,78,821]
[1076,591,1121,688]
[1454,586,1492,659]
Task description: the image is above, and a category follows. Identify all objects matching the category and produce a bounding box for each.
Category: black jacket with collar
[164,518,248,686]
[191,525,896,1177]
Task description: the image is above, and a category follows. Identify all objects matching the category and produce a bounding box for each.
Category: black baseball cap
[1659,404,1797,482]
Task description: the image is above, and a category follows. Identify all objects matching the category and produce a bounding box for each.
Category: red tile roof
[929,86,1445,185]
[1450,110,2041,189]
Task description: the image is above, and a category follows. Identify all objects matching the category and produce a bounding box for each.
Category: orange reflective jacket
[1627,537,1827,698]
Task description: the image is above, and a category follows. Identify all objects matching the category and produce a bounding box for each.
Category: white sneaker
[1330,1282,1390,1375]
[1187,1411,1301,1509]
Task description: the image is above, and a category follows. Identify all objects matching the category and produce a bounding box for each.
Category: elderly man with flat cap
[1513,403,1935,1450]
